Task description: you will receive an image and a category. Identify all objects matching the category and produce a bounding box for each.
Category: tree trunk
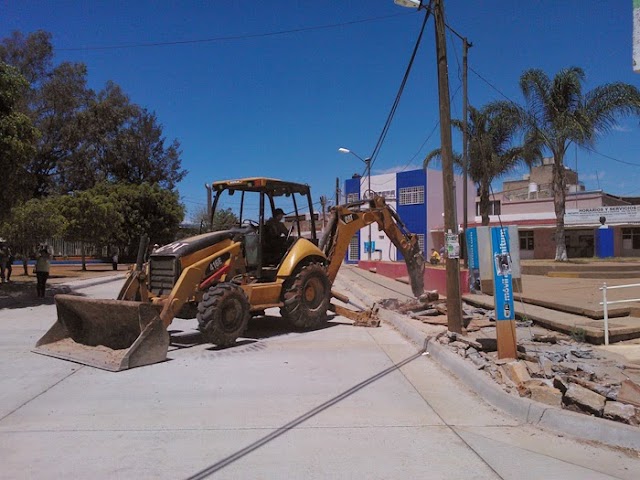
[479,181,491,226]
[22,258,28,276]
[553,153,568,261]
[81,240,87,271]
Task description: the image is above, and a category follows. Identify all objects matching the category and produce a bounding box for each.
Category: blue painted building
[344,168,473,263]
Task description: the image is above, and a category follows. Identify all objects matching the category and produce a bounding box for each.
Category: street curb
[338,276,640,451]
[62,273,127,291]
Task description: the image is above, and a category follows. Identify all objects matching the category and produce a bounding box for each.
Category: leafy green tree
[424,102,540,225]
[94,183,185,255]
[0,30,53,86]
[107,108,186,190]
[188,205,239,233]
[1,197,66,275]
[0,62,39,221]
[519,67,640,261]
[56,190,122,271]
[31,61,91,197]
[1,31,186,197]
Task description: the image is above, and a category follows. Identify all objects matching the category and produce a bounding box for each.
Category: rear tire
[280,262,330,329]
[197,283,250,346]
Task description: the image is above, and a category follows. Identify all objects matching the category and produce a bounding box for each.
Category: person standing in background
[35,247,51,298]
[112,251,119,271]
[5,247,14,282]
[0,243,6,284]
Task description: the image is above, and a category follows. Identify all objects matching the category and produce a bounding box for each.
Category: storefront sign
[491,227,514,321]
[565,205,640,225]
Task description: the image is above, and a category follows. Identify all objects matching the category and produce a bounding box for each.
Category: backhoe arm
[321,195,425,297]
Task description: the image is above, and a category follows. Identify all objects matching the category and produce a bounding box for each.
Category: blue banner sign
[490,227,514,321]
[466,227,480,292]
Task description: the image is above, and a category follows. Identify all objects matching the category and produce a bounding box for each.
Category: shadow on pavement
[168,314,350,351]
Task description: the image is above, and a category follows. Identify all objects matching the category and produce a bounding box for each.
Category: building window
[399,186,424,205]
[622,228,640,249]
[348,235,359,261]
[378,190,396,200]
[519,231,534,250]
[346,192,359,203]
[416,234,425,254]
[475,200,501,216]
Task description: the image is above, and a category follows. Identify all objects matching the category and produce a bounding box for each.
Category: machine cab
[209,178,318,278]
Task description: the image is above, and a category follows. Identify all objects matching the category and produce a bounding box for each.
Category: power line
[584,146,640,167]
[396,81,462,174]
[57,12,411,52]
[368,5,432,171]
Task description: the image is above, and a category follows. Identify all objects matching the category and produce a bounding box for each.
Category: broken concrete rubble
[603,401,638,425]
[381,294,640,428]
[501,361,531,385]
[530,385,563,407]
[563,384,606,416]
[618,380,640,408]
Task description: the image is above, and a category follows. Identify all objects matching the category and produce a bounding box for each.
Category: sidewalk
[0,264,128,309]
[334,265,640,451]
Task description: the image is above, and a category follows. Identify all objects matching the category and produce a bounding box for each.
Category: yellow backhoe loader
[34,178,425,371]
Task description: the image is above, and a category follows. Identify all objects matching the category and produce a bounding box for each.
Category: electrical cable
[367,2,433,171]
[58,12,412,52]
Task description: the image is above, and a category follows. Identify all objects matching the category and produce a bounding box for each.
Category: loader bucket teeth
[33,294,169,372]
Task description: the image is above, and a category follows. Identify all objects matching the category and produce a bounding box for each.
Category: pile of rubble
[439,331,640,425]
[380,296,640,427]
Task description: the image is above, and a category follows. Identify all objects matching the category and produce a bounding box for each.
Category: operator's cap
[274,208,285,216]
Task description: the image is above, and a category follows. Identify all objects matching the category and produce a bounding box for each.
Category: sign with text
[491,227,514,321]
[445,232,460,259]
[565,205,640,225]
[466,227,480,293]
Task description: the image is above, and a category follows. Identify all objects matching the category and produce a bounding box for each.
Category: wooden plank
[496,320,517,359]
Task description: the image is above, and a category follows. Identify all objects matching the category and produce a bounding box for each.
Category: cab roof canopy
[211,178,310,197]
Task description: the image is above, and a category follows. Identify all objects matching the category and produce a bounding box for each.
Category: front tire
[197,283,250,346]
[280,262,330,329]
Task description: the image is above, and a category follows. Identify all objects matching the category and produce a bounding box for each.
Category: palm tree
[519,67,640,261]
[424,101,540,226]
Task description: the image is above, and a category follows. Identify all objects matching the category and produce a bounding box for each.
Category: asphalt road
[0,278,638,479]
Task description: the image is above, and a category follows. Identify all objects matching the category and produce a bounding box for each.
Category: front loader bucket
[33,295,169,372]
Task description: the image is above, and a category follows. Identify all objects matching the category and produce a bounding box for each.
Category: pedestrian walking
[0,243,6,284]
[35,247,51,298]
[111,251,119,271]
[5,247,14,282]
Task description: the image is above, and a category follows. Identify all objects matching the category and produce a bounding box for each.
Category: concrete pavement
[335,265,640,450]
[1,276,639,478]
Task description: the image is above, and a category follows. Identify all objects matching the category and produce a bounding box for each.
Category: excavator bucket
[33,295,169,372]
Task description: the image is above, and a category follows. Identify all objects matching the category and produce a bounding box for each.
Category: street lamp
[338,147,373,260]
[395,0,463,333]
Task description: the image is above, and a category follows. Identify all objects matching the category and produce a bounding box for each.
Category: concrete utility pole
[433,0,463,333]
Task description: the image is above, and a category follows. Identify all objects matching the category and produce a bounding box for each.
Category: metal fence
[46,238,109,258]
[599,282,640,345]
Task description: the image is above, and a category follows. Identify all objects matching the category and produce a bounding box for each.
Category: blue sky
[2,1,639,219]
